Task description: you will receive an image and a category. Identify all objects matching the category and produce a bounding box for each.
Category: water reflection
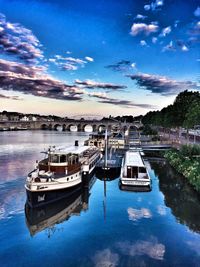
[127,208,152,221]
[150,160,200,233]
[116,237,165,261]
[93,249,119,267]
[25,176,96,236]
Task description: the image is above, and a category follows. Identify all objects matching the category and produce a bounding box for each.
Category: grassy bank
[165,145,200,192]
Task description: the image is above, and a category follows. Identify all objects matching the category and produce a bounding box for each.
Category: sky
[0,0,199,118]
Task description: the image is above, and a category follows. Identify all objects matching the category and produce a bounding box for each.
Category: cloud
[135,14,147,20]
[130,23,159,36]
[92,249,119,267]
[117,238,165,260]
[85,56,94,62]
[0,59,83,101]
[159,26,171,37]
[74,79,127,90]
[181,44,189,51]
[144,5,151,11]
[98,97,155,109]
[194,7,200,17]
[189,21,200,36]
[152,37,158,43]
[162,41,176,52]
[48,55,91,71]
[140,40,147,46]
[0,93,22,100]
[105,60,136,72]
[127,72,200,96]
[0,13,43,64]
[157,205,167,216]
[144,0,164,12]
[127,208,152,221]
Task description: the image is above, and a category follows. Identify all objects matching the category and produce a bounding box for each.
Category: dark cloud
[98,98,155,109]
[127,73,200,96]
[0,59,83,101]
[0,13,43,64]
[0,93,22,100]
[74,79,127,90]
[105,60,136,72]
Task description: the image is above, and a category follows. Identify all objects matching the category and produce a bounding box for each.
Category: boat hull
[26,166,96,208]
[26,182,82,208]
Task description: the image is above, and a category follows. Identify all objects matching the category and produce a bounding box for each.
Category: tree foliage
[142,91,200,128]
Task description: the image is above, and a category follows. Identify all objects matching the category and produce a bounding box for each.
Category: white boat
[25,141,101,207]
[120,150,151,188]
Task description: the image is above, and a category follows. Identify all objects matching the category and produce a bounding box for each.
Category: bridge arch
[54,123,62,131]
[97,124,106,132]
[41,123,49,130]
[67,124,78,132]
[83,124,93,132]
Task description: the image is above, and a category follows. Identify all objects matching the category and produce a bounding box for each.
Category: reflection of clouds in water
[157,205,166,216]
[128,208,152,221]
[186,240,200,256]
[117,238,165,260]
[93,248,119,267]
[0,188,25,220]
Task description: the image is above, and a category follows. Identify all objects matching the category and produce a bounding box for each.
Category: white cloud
[131,62,137,68]
[181,45,189,52]
[160,26,171,37]
[152,37,158,43]
[194,7,200,17]
[117,238,165,260]
[162,41,176,52]
[144,5,151,11]
[140,40,147,46]
[130,23,159,36]
[127,208,152,221]
[157,205,167,216]
[135,14,147,20]
[93,249,119,267]
[85,56,94,62]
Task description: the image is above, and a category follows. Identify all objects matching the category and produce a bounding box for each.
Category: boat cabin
[123,151,148,179]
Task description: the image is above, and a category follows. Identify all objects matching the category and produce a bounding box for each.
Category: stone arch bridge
[0,119,141,132]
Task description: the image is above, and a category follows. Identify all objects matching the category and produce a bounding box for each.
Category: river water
[0,131,200,267]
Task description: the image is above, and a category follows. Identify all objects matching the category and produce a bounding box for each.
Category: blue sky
[0,0,199,117]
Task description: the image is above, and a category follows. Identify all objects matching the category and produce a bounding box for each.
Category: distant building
[9,115,20,121]
[0,114,8,121]
[20,116,29,121]
[28,115,37,121]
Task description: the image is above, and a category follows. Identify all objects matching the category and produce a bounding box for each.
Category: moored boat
[120,150,151,188]
[25,141,101,207]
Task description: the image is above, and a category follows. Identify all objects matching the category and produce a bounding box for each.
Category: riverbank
[165,145,200,192]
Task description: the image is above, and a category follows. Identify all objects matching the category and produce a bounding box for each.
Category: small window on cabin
[52,155,59,163]
[60,155,66,163]
[139,167,146,173]
[67,178,69,181]
[71,177,73,179]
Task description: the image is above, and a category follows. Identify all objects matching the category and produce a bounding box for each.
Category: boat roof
[124,151,145,167]
[49,145,92,155]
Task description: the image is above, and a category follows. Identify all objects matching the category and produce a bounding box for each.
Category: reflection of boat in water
[120,150,151,188]
[119,184,151,192]
[25,176,96,236]
[25,141,101,207]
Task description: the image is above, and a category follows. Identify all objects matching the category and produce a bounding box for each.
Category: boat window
[51,154,59,163]
[139,167,146,173]
[60,155,67,163]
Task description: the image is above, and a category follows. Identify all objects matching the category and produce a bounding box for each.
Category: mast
[105,129,108,169]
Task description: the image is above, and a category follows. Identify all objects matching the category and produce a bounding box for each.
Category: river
[0,130,200,267]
